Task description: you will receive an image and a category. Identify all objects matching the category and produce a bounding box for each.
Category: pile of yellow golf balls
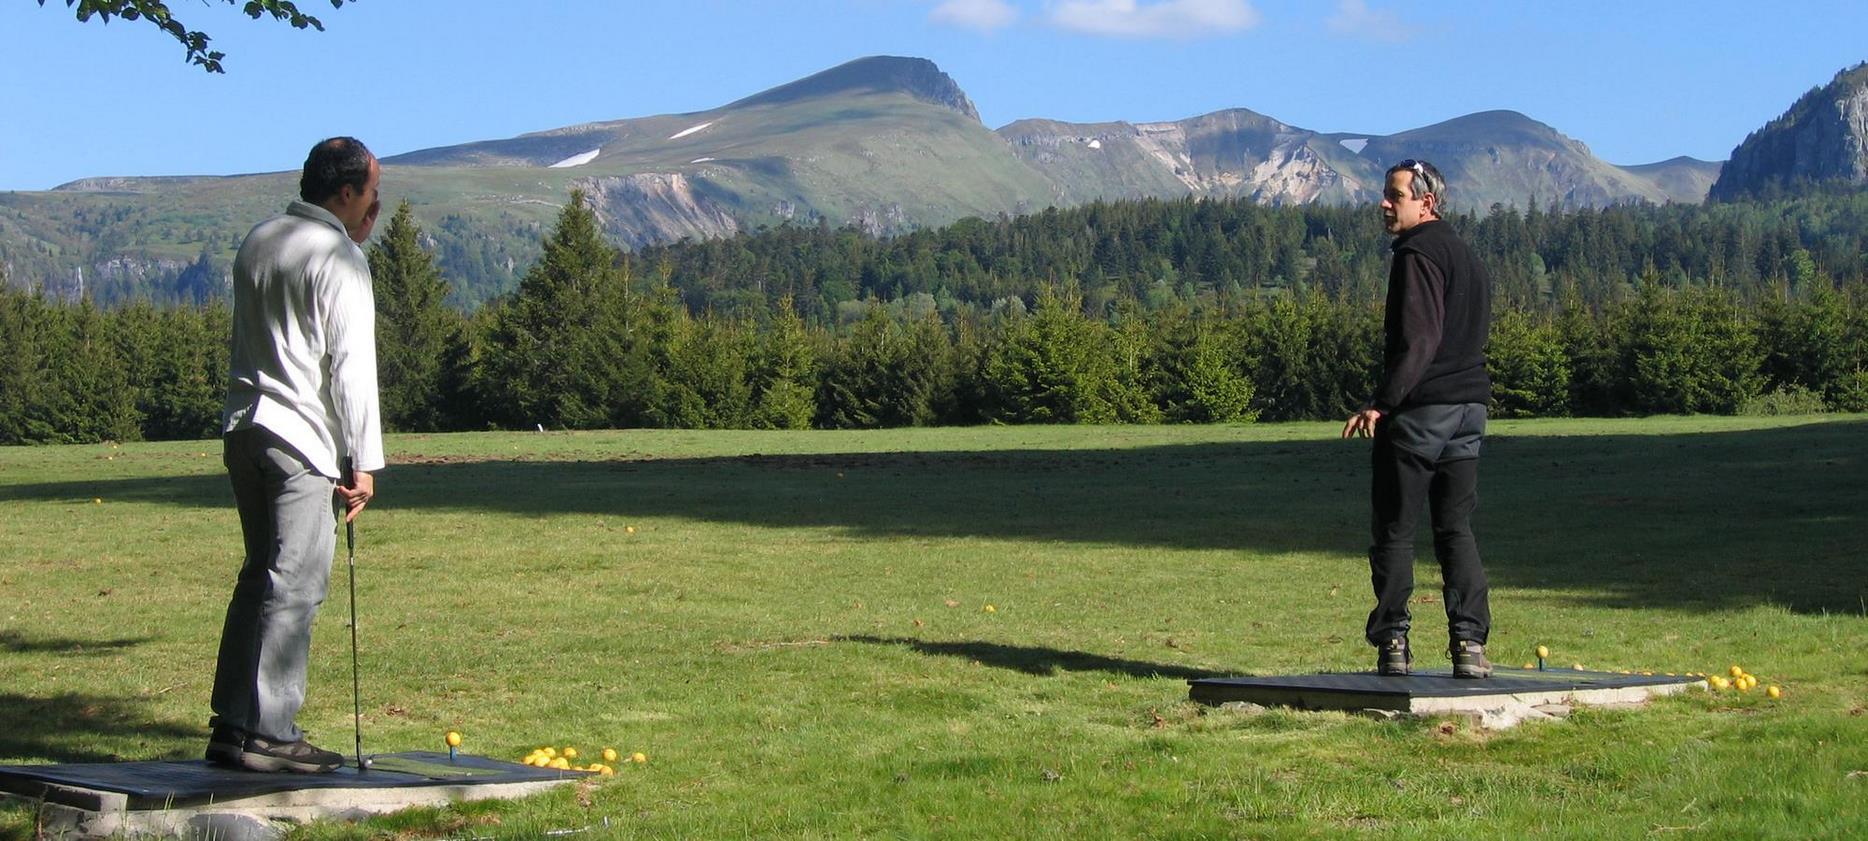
[519,744,647,775]
[1703,664,1781,698]
[1523,647,1784,700]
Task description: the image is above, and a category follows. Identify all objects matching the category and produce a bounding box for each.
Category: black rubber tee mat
[0,751,586,809]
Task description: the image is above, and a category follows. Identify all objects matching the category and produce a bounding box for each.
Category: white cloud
[1326,0,1416,43]
[930,0,1021,32]
[1048,0,1259,39]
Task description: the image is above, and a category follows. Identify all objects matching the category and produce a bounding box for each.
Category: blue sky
[1,0,1864,191]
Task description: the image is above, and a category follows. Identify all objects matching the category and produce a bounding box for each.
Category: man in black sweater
[1342,159,1494,678]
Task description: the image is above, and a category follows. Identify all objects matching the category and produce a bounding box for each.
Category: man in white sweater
[207,137,385,773]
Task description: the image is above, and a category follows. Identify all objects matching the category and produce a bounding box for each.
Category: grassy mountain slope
[1618,156,1722,203]
[1358,110,1673,211]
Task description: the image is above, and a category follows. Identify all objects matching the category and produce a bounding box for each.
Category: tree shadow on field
[0,692,200,764]
[837,636,1222,680]
[0,633,194,764]
[3,419,1863,615]
[0,631,154,656]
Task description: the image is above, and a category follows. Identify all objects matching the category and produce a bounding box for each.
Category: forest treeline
[3,191,1866,445]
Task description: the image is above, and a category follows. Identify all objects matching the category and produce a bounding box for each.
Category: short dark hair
[1385,158,1447,214]
[299,137,374,204]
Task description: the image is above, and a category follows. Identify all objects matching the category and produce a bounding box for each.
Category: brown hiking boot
[1451,639,1493,679]
[1376,637,1412,676]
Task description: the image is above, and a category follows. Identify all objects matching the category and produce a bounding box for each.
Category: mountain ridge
[5,53,1820,308]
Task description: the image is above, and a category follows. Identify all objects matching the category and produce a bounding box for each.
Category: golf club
[344,460,371,772]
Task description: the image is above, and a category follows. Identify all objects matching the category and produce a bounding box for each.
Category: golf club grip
[341,455,357,528]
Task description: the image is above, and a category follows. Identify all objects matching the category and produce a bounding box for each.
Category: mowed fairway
[2,417,1865,839]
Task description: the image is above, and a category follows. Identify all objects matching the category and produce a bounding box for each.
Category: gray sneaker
[1376,637,1411,676]
[1451,639,1493,679]
[232,735,344,773]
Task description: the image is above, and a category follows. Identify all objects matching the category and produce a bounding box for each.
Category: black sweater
[1371,219,1491,411]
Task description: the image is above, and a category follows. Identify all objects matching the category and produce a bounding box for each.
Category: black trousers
[1365,402,1491,646]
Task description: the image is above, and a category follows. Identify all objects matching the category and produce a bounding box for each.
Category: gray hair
[1386,159,1447,215]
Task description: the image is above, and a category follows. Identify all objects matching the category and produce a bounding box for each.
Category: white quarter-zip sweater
[222,200,384,478]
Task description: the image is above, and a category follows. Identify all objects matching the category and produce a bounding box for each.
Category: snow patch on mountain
[549,149,601,168]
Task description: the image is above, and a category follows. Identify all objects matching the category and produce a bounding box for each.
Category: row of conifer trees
[3,194,1865,445]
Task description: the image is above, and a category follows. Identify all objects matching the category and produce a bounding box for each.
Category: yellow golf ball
[445,731,462,748]
[1766,685,1782,699]
[1536,645,1549,659]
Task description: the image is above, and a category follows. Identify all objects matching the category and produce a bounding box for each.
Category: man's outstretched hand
[1342,407,1382,439]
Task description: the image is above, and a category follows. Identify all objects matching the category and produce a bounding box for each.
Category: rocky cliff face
[571,172,740,248]
[1001,109,1376,206]
[1709,63,1868,201]
[1000,107,1704,210]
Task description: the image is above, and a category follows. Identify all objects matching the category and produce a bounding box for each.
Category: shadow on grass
[0,631,155,656]
[2,420,1863,614]
[0,693,199,764]
[837,636,1222,680]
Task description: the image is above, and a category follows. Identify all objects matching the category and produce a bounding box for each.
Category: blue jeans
[1365,402,1491,647]
[211,427,337,743]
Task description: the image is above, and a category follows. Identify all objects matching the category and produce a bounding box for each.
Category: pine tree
[749,296,818,429]
[1148,307,1255,423]
[45,299,141,443]
[368,201,464,432]
[652,312,753,429]
[983,285,1126,423]
[1487,309,1571,417]
[479,191,641,430]
[0,285,54,444]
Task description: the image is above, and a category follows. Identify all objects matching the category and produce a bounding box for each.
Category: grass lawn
[2,416,1865,839]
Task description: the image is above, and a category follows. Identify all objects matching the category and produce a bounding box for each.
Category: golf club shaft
[347,517,363,771]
